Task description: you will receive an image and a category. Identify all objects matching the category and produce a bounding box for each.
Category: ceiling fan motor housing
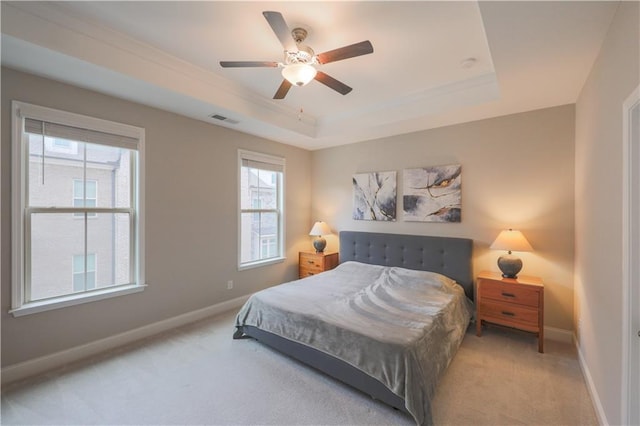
[285,44,316,65]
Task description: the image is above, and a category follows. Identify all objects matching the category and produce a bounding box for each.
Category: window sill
[9,284,147,317]
[238,256,285,271]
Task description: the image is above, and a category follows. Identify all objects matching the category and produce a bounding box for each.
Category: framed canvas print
[352,171,396,221]
[403,164,461,222]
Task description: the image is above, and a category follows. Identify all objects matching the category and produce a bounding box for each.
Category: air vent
[209,114,239,125]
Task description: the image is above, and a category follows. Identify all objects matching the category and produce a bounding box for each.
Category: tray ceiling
[1,1,618,150]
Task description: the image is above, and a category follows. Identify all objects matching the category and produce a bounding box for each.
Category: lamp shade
[282,64,317,87]
[309,221,331,236]
[490,229,533,253]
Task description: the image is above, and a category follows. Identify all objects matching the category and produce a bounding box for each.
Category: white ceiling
[1,1,619,150]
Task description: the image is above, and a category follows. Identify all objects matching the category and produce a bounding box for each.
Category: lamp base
[313,237,326,253]
[497,254,523,278]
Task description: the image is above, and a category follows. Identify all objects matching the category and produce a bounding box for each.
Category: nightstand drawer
[299,255,324,270]
[479,280,540,308]
[299,268,320,278]
[298,252,339,278]
[480,301,539,327]
[300,263,323,275]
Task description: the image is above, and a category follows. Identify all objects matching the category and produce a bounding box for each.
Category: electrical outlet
[227,280,233,290]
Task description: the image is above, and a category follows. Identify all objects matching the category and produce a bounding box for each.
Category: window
[260,236,277,258]
[73,179,97,218]
[48,138,78,155]
[73,253,96,292]
[238,150,285,269]
[11,101,146,316]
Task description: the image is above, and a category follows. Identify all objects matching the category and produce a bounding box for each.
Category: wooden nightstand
[299,251,339,278]
[476,271,545,353]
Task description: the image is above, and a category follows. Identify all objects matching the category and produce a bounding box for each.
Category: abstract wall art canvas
[352,171,397,221]
[403,164,461,222]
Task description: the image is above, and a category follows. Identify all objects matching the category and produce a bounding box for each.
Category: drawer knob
[501,292,516,298]
[307,260,315,264]
[501,311,515,317]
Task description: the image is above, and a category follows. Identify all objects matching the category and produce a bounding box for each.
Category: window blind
[24,118,139,150]
[241,158,284,173]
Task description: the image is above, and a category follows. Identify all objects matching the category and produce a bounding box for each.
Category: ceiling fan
[220,11,374,99]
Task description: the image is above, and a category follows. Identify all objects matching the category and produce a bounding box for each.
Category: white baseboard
[544,326,573,343]
[574,334,609,425]
[1,295,250,386]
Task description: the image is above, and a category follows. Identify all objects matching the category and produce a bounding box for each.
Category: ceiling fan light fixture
[282,63,317,87]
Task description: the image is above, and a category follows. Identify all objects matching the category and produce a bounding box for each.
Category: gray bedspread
[235,261,472,425]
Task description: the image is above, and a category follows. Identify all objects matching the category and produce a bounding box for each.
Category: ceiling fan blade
[316,40,374,64]
[314,71,352,95]
[220,61,279,68]
[273,80,293,99]
[263,11,297,52]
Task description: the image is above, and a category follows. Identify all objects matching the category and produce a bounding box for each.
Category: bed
[233,231,473,425]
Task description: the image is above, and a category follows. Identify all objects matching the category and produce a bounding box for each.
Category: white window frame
[11,101,146,317]
[238,149,285,270]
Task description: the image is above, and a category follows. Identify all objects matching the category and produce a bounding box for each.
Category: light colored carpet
[1,309,597,425]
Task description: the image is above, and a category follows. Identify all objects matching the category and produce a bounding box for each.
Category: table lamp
[490,229,533,278]
[309,221,331,253]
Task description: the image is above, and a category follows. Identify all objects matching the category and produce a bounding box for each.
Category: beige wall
[1,68,312,367]
[574,2,639,424]
[311,105,576,331]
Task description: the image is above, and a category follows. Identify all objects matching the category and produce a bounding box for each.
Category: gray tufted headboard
[339,231,474,299]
